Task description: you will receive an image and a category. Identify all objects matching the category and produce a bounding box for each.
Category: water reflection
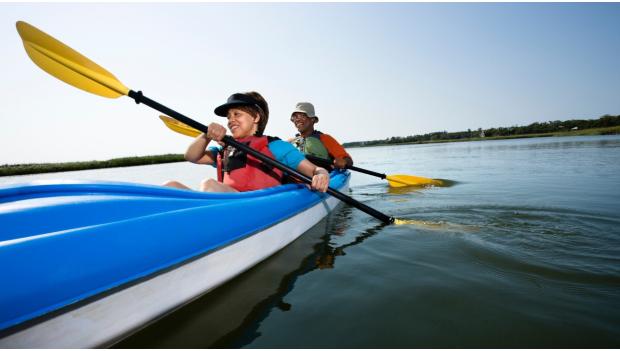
[315,208,388,270]
[113,205,388,348]
[215,207,388,348]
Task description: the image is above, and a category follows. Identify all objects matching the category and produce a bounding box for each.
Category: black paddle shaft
[349,165,386,179]
[304,154,387,179]
[127,90,394,224]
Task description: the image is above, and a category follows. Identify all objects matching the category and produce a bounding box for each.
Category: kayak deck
[0,172,349,337]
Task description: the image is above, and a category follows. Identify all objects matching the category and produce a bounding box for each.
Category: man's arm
[320,134,353,168]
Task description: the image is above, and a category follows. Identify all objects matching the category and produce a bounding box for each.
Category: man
[289,102,353,170]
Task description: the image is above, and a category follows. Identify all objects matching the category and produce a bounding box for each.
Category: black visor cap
[214,93,262,117]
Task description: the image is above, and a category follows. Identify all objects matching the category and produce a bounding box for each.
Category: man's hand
[333,157,353,169]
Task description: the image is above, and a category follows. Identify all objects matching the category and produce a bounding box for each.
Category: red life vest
[216,136,284,192]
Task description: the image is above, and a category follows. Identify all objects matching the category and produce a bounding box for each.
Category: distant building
[571,126,579,130]
[480,130,485,138]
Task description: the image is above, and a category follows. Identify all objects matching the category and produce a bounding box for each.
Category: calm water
[3,135,620,348]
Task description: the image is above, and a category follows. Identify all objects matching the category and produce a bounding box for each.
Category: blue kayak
[0,171,350,347]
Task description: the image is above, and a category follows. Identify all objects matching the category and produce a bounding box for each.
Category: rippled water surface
[4,135,619,348]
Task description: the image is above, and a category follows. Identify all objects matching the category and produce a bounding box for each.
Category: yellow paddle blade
[387,174,443,187]
[393,218,479,231]
[16,21,129,98]
[159,115,202,137]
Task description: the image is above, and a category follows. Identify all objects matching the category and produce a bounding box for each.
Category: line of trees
[343,114,620,147]
[0,154,185,176]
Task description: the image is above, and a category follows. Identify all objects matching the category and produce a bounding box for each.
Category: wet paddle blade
[387,174,443,187]
[159,115,201,138]
[393,218,479,231]
[16,21,129,98]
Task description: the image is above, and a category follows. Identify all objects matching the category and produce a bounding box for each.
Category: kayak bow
[0,172,349,347]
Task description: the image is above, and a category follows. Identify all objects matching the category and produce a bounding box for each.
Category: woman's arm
[185,133,215,165]
[185,123,227,165]
[297,159,330,192]
[269,139,330,192]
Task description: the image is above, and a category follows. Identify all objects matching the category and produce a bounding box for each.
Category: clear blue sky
[1,2,619,164]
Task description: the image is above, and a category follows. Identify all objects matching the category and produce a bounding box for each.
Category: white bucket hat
[292,102,318,122]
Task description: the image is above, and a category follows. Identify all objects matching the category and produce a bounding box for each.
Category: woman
[164,92,330,193]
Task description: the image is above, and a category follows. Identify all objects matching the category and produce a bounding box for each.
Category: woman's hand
[311,167,330,192]
[185,122,226,165]
[206,122,227,141]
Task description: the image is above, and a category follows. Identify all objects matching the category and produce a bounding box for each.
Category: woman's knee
[163,180,178,187]
[201,178,238,193]
[163,180,188,189]
[200,178,218,192]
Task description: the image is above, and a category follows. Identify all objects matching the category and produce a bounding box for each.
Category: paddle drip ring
[131,90,144,104]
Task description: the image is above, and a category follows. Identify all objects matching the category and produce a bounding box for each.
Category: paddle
[16,21,397,225]
[304,155,443,187]
[159,115,201,138]
[160,115,443,187]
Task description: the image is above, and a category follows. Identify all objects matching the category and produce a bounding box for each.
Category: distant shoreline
[0,154,185,177]
[1,126,619,177]
[344,125,620,148]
